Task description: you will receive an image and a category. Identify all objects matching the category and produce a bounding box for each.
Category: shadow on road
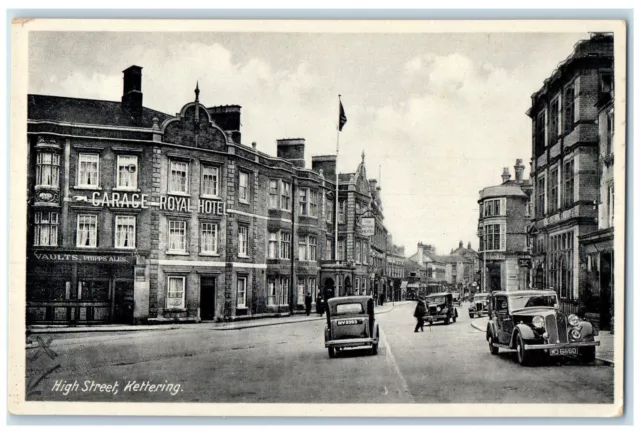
[331,348,379,359]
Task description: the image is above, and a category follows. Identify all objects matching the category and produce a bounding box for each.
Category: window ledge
[113,187,141,193]
[237,255,251,259]
[73,186,102,191]
[167,192,191,197]
[166,251,189,256]
[114,247,136,251]
[164,308,187,313]
[200,195,221,200]
[199,252,221,257]
[75,246,98,249]
[238,199,250,205]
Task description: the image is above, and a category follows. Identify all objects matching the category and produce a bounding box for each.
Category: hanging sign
[360,217,375,237]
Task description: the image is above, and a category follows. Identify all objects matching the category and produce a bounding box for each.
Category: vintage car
[324,296,379,358]
[485,290,600,365]
[423,292,458,325]
[468,292,489,318]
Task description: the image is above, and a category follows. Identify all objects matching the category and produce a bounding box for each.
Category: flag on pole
[339,99,347,131]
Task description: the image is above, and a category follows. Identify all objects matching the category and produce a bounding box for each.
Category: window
[549,168,559,214]
[201,166,219,197]
[298,236,307,261]
[308,278,317,301]
[564,84,575,133]
[355,278,360,295]
[77,214,98,248]
[338,240,345,260]
[299,189,308,215]
[485,224,501,251]
[236,277,247,308]
[309,190,318,217]
[484,199,501,217]
[169,160,189,194]
[326,239,333,260]
[600,72,613,94]
[309,236,317,261]
[78,153,100,188]
[563,160,575,208]
[338,201,345,223]
[201,222,219,254]
[298,280,305,305]
[268,232,278,259]
[114,216,136,249]
[36,152,60,187]
[268,278,289,306]
[280,232,291,259]
[280,277,289,305]
[549,99,559,145]
[327,199,334,223]
[536,176,546,218]
[280,181,291,210]
[238,225,249,257]
[535,111,546,156]
[608,183,614,227]
[116,155,138,189]
[268,180,279,209]
[34,211,58,246]
[166,276,186,309]
[355,241,361,263]
[267,279,277,306]
[548,232,574,300]
[168,220,187,252]
[239,171,249,202]
[363,243,368,264]
[606,110,614,155]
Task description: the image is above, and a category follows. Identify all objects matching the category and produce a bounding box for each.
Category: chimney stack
[277,138,305,168]
[459,240,463,249]
[467,242,472,250]
[208,105,242,144]
[514,158,525,184]
[312,155,336,180]
[122,65,143,124]
[501,167,511,183]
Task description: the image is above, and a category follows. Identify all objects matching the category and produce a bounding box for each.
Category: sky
[28,31,589,256]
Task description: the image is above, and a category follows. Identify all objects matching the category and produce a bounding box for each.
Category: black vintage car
[468,292,489,318]
[423,292,458,325]
[485,290,600,365]
[324,296,379,358]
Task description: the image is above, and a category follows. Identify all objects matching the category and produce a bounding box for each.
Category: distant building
[386,238,406,301]
[443,241,480,293]
[477,161,533,292]
[404,258,427,300]
[408,243,446,294]
[526,33,614,313]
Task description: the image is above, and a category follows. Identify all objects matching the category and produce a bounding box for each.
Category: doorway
[200,276,217,321]
[113,280,134,324]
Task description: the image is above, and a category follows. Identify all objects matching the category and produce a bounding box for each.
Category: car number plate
[336,319,362,326]
[550,347,579,356]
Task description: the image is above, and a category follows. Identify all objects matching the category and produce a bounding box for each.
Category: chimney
[208,105,242,144]
[501,167,511,183]
[417,242,423,264]
[514,159,525,184]
[459,240,463,249]
[277,138,305,168]
[467,242,472,250]
[312,155,336,180]
[122,65,143,123]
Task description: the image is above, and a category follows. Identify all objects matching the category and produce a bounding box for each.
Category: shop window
[35,152,60,187]
[238,225,249,257]
[114,215,136,249]
[77,153,100,188]
[78,280,110,301]
[168,160,189,194]
[280,232,291,259]
[116,155,138,189]
[200,222,219,254]
[236,277,247,308]
[166,276,186,309]
[168,220,187,253]
[201,165,220,197]
[77,214,98,248]
[34,211,59,246]
[268,179,279,209]
[239,171,250,202]
[280,181,291,211]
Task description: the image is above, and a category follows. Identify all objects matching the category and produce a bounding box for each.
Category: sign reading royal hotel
[87,192,226,215]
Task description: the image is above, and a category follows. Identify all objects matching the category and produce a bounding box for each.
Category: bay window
[36,152,60,187]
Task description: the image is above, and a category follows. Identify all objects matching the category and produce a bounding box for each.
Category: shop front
[27,250,140,325]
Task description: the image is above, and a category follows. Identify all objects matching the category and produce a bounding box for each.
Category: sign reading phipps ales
[360,217,375,237]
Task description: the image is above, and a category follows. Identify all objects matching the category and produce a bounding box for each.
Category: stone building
[27,64,394,325]
[443,241,480,293]
[526,33,613,313]
[477,161,533,292]
[408,243,446,294]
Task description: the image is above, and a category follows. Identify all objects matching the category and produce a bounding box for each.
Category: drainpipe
[290,176,296,315]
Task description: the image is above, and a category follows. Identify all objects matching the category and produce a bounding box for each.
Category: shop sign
[485,252,505,261]
[84,192,225,215]
[33,251,136,264]
[360,217,375,237]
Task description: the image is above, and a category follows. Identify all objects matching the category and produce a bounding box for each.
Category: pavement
[25,301,614,403]
[469,315,615,366]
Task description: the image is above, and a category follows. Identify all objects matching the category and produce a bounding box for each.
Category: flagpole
[334,95,341,263]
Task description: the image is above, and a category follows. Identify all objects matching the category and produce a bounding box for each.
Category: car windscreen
[509,294,558,311]
[334,303,365,315]
[425,296,446,304]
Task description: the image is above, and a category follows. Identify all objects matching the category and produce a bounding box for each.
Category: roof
[491,290,557,297]
[28,94,172,128]
[479,183,528,201]
[327,295,373,305]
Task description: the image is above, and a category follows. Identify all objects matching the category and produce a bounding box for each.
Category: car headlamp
[570,328,582,340]
[436,306,441,312]
[532,316,544,329]
[568,314,580,327]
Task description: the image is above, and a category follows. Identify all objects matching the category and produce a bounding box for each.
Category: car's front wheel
[469,312,475,318]
[516,334,533,366]
[488,334,499,355]
[328,347,335,358]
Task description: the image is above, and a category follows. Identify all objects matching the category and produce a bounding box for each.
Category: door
[494,296,512,344]
[113,280,134,324]
[200,276,217,321]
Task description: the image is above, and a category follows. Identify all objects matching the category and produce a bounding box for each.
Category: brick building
[477,161,533,292]
[408,243,446,294]
[26,65,393,325]
[444,241,480,294]
[526,33,613,313]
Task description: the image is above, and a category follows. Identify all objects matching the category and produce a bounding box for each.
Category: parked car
[485,290,600,365]
[469,292,489,318]
[423,292,458,325]
[324,296,379,358]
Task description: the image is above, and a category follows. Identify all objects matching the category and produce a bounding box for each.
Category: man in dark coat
[305,291,313,316]
[316,293,325,316]
[414,297,426,332]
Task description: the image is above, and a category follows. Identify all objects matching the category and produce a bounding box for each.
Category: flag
[339,100,347,131]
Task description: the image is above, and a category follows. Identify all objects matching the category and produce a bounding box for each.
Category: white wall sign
[360,217,375,236]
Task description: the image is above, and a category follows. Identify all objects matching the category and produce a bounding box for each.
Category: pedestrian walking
[413,296,426,333]
[305,291,313,316]
[316,293,325,316]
